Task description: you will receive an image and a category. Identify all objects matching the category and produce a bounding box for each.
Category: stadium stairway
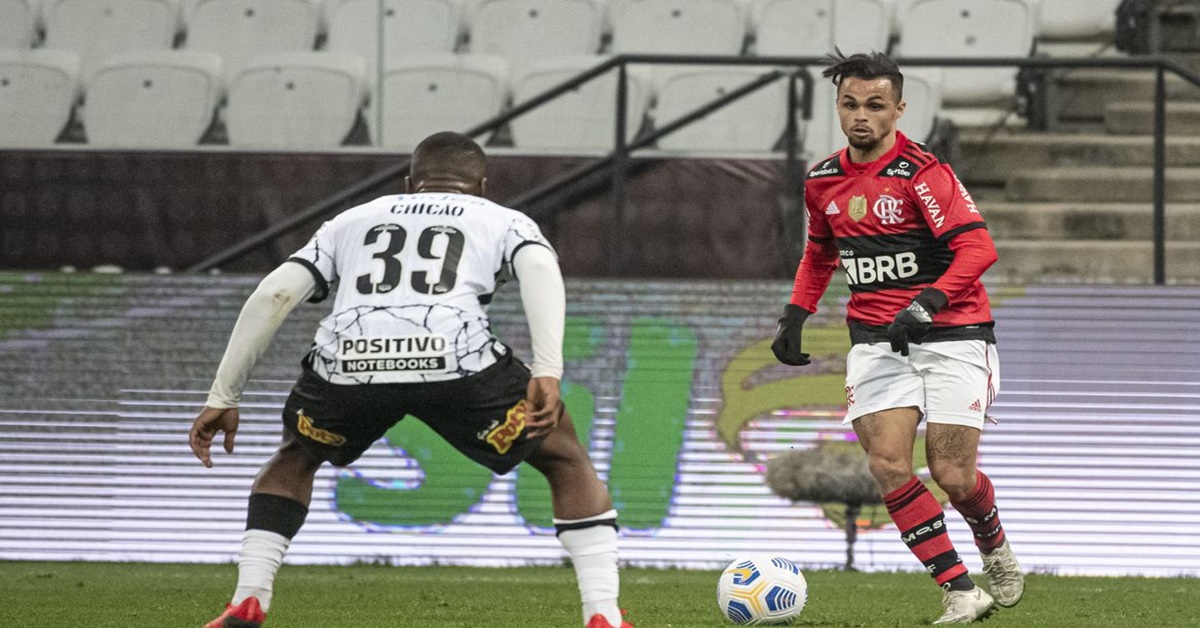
[957,61,1200,285]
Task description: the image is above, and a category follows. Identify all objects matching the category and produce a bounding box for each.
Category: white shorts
[842,340,999,429]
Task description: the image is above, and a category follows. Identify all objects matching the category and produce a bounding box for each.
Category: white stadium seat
[468,0,606,71]
[0,49,80,147]
[896,0,1035,106]
[1038,0,1120,41]
[0,0,41,49]
[896,66,942,143]
[1036,0,1121,56]
[610,0,747,55]
[83,50,223,148]
[890,0,914,37]
[324,0,463,81]
[377,53,509,149]
[652,66,788,153]
[42,0,181,80]
[509,56,651,151]
[186,0,321,78]
[752,0,894,57]
[225,51,367,148]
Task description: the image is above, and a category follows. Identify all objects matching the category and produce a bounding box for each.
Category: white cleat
[981,539,1025,608]
[933,587,996,624]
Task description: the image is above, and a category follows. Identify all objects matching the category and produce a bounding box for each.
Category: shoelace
[983,552,1021,585]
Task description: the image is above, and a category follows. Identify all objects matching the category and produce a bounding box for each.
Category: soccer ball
[716,556,807,625]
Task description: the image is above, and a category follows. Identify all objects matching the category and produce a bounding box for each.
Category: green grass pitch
[3,561,1197,627]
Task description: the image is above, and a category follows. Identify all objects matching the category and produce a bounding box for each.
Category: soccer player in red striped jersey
[771,51,1024,624]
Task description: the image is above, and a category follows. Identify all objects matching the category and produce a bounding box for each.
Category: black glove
[887,288,949,357]
[771,304,812,366]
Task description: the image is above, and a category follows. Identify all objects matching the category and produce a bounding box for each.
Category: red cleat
[204,597,266,628]
[586,611,634,628]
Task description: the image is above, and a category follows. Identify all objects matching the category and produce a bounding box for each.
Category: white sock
[556,510,621,627]
[231,529,290,612]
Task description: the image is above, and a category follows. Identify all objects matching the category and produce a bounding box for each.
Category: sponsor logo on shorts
[296,409,346,446]
[338,334,448,373]
[845,385,856,407]
[969,399,982,412]
[482,400,527,454]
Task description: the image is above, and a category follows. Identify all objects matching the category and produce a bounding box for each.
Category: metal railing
[187,54,1200,285]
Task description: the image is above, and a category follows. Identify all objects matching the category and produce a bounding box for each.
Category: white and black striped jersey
[288,192,554,384]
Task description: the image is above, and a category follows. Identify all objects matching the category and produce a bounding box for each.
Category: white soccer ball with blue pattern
[716,556,808,624]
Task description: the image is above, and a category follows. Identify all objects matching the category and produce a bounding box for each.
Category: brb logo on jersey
[872,195,905,225]
[841,251,919,286]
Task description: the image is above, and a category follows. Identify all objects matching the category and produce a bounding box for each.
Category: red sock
[950,471,1007,553]
[884,476,969,588]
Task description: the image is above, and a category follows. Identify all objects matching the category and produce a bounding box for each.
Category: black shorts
[281,351,541,473]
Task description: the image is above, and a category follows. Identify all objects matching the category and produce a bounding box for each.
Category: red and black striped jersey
[789,131,998,342]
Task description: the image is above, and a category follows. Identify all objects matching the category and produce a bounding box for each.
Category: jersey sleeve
[788,185,839,313]
[910,163,998,301]
[501,214,556,277]
[513,245,565,379]
[911,163,985,238]
[287,220,338,302]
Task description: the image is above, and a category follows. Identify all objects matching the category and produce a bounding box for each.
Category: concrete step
[989,240,1200,284]
[1105,100,1200,135]
[1048,69,1200,122]
[1159,6,1200,53]
[1005,167,1200,203]
[956,132,1200,185]
[1164,52,1200,74]
[984,202,1200,241]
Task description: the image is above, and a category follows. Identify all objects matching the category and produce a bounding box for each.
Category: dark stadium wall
[0,151,795,278]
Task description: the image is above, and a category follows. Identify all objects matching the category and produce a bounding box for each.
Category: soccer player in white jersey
[190,132,633,628]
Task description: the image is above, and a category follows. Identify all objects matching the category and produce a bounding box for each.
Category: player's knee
[527,438,591,477]
[270,437,327,474]
[928,463,975,499]
[866,455,913,489]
